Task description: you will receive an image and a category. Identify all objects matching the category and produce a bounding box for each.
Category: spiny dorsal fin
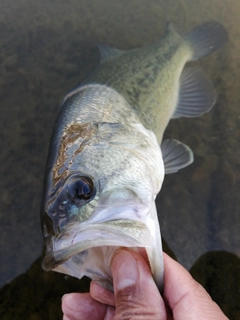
[164,22,177,35]
[172,67,216,119]
[97,45,125,64]
[161,139,193,174]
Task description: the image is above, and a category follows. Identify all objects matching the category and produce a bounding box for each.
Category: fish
[41,21,227,292]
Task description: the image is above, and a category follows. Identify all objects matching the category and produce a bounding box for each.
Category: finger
[90,247,153,308]
[111,249,167,320]
[90,281,116,306]
[104,306,115,320]
[163,253,229,320]
[62,292,108,320]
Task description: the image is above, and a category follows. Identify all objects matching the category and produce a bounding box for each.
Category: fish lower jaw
[41,220,154,290]
[42,245,148,291]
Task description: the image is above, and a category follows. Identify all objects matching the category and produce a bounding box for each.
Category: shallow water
[0,0,239,318]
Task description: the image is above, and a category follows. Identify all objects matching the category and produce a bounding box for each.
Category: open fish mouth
[41,220,153,281]
[41,193,164,290]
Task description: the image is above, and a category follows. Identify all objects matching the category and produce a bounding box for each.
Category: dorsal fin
[164,22,178,36]
[161,139,193,174]
[97,45,125,64]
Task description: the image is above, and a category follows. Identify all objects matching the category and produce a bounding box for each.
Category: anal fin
[161,139,194,174]
[172,67,216,119]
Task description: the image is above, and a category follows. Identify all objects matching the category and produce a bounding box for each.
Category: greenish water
[0,0,239,319]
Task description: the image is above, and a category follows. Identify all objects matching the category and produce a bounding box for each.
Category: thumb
[111,249,166,320]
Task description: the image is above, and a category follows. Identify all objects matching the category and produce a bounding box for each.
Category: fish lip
[41,220,153,271]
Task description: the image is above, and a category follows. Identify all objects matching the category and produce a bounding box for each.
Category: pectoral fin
[161,139,193,174]
[172,67,216,119]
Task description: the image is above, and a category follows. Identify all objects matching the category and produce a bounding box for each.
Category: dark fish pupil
[83,183,91,196]
[74,178,92,199]
[66,176,95,203]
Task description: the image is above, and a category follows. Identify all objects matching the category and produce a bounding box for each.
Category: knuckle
[115,287,160,320]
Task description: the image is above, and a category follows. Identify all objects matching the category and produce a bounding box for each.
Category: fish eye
[67,176,94,202]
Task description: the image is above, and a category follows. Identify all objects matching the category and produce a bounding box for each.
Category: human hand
[62,249,228,320]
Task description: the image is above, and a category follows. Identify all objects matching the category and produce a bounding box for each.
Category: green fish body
[83,21,227,143]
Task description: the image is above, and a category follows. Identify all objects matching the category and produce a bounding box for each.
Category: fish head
[41,119,164,290]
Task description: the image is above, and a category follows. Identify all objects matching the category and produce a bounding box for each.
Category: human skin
[62,249,229,320]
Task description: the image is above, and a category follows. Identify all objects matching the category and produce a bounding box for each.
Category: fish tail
[184,21,228,61]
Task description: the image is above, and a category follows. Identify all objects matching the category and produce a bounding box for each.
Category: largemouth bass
[41,21,227,291]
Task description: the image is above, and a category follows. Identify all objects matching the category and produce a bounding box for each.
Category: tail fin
[184,21,228,60]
